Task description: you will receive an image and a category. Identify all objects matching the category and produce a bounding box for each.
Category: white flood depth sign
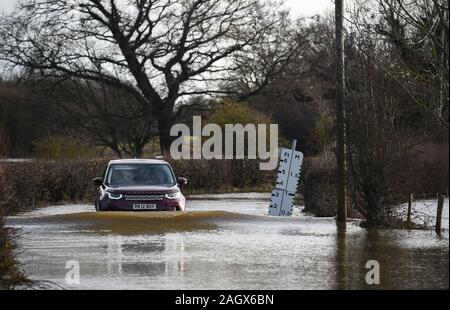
[268,140,304,216]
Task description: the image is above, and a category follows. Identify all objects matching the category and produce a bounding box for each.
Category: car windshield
[106,164,176,187]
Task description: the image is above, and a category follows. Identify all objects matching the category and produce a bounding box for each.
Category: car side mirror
[92,177,104,186]
[177,177,188,186]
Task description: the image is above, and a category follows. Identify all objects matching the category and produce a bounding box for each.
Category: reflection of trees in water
[334,228,449,289]
[360,230,449,289]
[335,224,347,289]
[105,235,186,278]
[335,225,372,289]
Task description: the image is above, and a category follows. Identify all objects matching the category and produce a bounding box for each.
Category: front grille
[124,194,165,201]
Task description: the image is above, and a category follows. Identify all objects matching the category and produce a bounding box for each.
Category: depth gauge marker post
[268,140,304,217]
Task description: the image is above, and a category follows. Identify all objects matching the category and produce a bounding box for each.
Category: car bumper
[98,197,185,211]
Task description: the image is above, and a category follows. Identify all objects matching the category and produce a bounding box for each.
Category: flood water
[6,193,449,290]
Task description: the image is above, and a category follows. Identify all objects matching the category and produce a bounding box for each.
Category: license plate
[133,204,156,210]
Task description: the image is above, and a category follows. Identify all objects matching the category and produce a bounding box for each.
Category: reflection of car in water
[93,159,187,211]
[105,235,186,278]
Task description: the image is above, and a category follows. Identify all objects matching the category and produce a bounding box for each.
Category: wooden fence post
[407,194,413,227]
[435,194,444,235]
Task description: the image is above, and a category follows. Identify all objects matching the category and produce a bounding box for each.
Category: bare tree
[28,77,158,157]
[0,0,297,153]
[226,11,303,102]
[347,0,449,128]
[345,34,416,226]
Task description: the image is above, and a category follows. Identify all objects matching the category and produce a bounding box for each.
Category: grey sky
[0,0,15,14]
[0,0,334,16]
[284,0,334,17]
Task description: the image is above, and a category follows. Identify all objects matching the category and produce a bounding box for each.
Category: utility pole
[335,0,347,223]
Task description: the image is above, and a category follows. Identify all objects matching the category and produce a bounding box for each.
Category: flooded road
[6,193,449,290]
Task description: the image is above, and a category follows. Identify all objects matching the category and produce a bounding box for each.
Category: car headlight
[107,191,123,200]
[165,191,181,200]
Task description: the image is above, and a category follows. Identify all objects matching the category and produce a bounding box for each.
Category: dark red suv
[93,159,187,211]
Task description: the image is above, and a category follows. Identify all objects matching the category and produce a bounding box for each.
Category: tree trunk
[364,186,381,226]
[134,148,144,159]
[111,146,123,159]
[127,145,144,159]
[157,110,175,156]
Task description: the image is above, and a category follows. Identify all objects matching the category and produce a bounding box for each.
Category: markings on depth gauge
[268,140,304,217]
